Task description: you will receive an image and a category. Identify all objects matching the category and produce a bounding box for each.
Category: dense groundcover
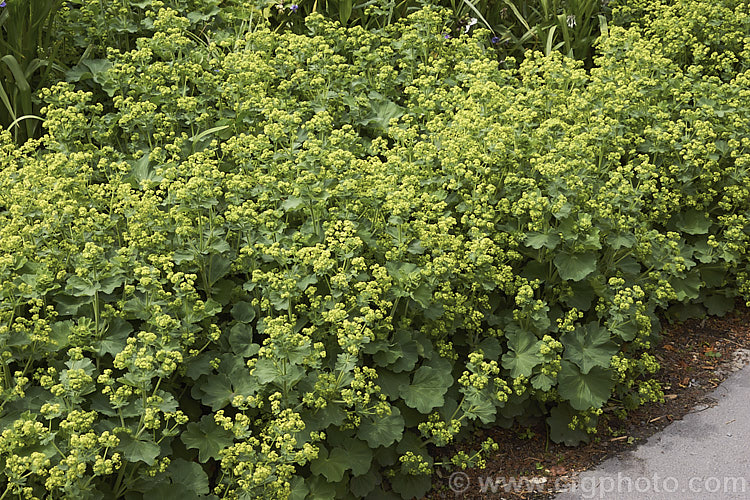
[2,1,750,498]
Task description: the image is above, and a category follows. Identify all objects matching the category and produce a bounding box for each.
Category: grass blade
[598,13,608,37]
[1,55,31,95]
[339,0,353,24]
[502,0,532,34]
[7,114,43,131]
[190,125,230,143]
[462,0,496,33]
[0,83,15,122]
[545,24,557,56]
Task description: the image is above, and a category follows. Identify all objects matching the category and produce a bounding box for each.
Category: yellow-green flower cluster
[3,0,750,497]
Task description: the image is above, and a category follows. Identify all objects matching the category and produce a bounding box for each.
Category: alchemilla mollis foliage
[2,0,750,498]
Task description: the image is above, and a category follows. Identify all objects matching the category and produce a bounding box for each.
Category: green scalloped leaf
[350,468,379,497]
[398,365,452,414]
[180,415,234,463]
[117,433,160,465]
[547,403,592,446]
[289,476,309,500]
[390,472,432,499]
[501,327,541,378]
[310,446,348,482]
[343,439,374,476]
[463,387,498,424]
[310,440,373,483]
[525,231,561,249]
[531,372,555,391]
[610,319,638,341]
[561,322,618,374]
[168,458,209,495]
[357,406,404,447]
[230,301,255,323]
[670,271,702,301]
[195,356,259,410]
[676,209,711,235]
[557,361,615,411]
[553,251,598,281]
[306,475,336,500]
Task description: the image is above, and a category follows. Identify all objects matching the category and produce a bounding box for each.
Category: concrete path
[555,350,750,499]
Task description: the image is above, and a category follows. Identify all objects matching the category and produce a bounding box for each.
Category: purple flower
[289,4,298,12]
[443,33,451,39]
[491,36,500,44]
[0,2,6,7]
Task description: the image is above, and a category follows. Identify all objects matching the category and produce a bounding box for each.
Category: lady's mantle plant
[2,2,750,498]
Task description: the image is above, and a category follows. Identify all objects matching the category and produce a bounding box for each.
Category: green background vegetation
[1,0,750,498]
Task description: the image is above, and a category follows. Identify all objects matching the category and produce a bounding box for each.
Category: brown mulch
[424,300,750,499]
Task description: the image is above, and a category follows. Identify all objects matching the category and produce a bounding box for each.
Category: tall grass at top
[0,0,64,143]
